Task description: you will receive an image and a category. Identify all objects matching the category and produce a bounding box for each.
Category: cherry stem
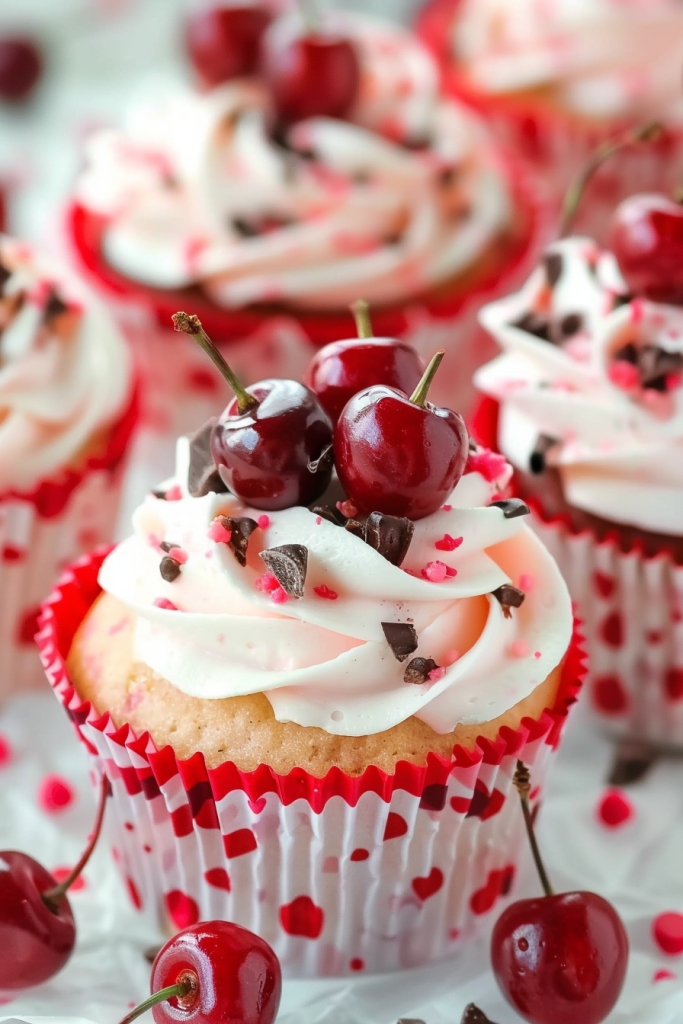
[351,299,373,339]
[42,774,111,911]
[514,760,554,898]
[172,311,258,415]
[117,982,191,1024]
[560,120,663,237]
[410,350,444,408]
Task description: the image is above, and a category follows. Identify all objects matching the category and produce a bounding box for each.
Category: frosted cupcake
[475,233,683,747]
[39,358,581,975]
[417,0,683,241]
[69,9,542,453]
[0,235,136,702]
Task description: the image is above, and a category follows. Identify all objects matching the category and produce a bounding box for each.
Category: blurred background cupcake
[0,234,136,703]
[417,0,683,242]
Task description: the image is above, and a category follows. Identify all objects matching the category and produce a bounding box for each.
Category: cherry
[0,774,110,990]
[609,193,683,305]
[490,762,629,1024]
[333,350,468,520]
[174,312,333,510]
[119,920,282,1024]
[261,14,360,123]
[0,37,43,103]
[305,300,423,424]
[186,4,272,88]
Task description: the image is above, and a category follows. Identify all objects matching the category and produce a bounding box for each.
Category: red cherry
[609,193,683,304]
[174,312,333,510]
[119,921,282,1024]
[305,300,423,424]
[186,4,272,88]
[261,19,360,123]
[0,37,43,103]
[333,350,468,519]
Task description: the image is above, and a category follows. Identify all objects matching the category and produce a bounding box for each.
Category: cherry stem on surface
[42,774,111,911]
[351,298,373,339]
[172,311,258,415]
[560,120,663,237]
[514,760,554,899]
[410,350,444,408]
[117,981,192,1024]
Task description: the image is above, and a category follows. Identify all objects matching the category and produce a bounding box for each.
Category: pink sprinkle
[270,586,289,605]
[466,449,508,483]
[435,534,463,552]
[148,533,162,549]
[0,733,12,767]
[444,649,460,665]
[441,504,452,511]
[38,774,75,814]
[667,373,682,390]
[608,360,639,391]
[642,389,675,420]
[428,666,446,682]
[314,584,339,600]
[422,561,448,582]
[336,499,358,518]
[208,520,232,544]
[258,515,271,529]
[255,572,280,594]
[167,547,188,565]
[315,516,323,526]
[509,640,530,659]
[631,299,644,324]
[518,573,536,592]
[653,912,683,956]
[153,598,178,611]
[534,651,541,659]
[654,970,677,982]
[166,485,182,501]
[445,566,458,577]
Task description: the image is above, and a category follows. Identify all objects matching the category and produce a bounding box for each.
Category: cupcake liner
[38,548,585,977]
[472,395,683,749]
[0,390,137,704]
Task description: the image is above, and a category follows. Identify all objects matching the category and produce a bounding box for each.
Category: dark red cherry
[186,4,272,88]
[0,37,43,103]
[333,350,468,519]
[119,920,282,1024]
[174,312,333,509]
[261,19,360,123]
[305,300,423,423]
[609,193,683,304]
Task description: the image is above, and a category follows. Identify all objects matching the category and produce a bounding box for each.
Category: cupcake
[69,8,542,458]
[38,359,581,975]
[0,235,136,702]
[474,231,683,748]
[417,0,683,241]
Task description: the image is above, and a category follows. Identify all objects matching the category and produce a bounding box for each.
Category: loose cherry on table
[333,349,469,520]
[173,312,333,510]
[118,921,282,1024]
[0,37,43,103]
[490,762,629,1024]
[186,4,272,88]
[0,774,110,990]
[305,300,424,423]
[609,192,683,305]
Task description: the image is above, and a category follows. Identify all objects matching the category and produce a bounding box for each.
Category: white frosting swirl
[476,236,683,535]
[98,440,572,737]
[453,0,683,121]
[0,236,132,493]
[76,13,512,310]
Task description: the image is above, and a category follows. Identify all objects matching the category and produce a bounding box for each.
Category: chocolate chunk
[608,740,658,786]
[42,289,69,322]
[614,341,638,364]
[613,292,633,309]
[151,489,169,500]
[160,556,181,583]
[232,216,261,238]
[187,419,225,498]
[559,312,583,337]
[543,250,563,287]
[160,540,179,553]
[219,516,258,567]
[260,544,308,598]
[492,584,526,618]
[490,498,530,519]
[308,444,334,475]
[381,622,419,663]
[404,657,439,684]
[460,1005,498,1024]
[511,311,551,342]
[344,518,365,539]
[0,262,10,289]
[530,434,557,474]
[365,512,414,567]
[638,345,683,387]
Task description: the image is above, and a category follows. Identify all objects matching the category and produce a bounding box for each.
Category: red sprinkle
[315,516,323,526]
[165,485,182,501]
[336,499,358,518]
[208,520,232,544]
[608,360,639,391]
[258,515,271,529]
[270,586,289,605]
[441,504,452,511]
[653,969,677,982]
[255,572,280,594]
[38,774,75,814]
[0,733,12,767]
[153,598,179,611]
[313,585,339,600]
[653,912,683,956]
[422,561,448,582]
[518,572,536,592]
[466,449,507,483]
[534,651,541,659]
[428,666,446,682]
[597,788,634,829]
[167,547,188,565]
[445,566,457,578]
[50,868,86,892]
[435,534,463,552]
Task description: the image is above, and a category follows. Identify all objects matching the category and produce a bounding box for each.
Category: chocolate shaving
[42,289,69,323]
[308,444,334,475]
[558,312,583,337]
[492,584,526,618]
[160,540,179,553]
[219,516,258,567]
[365,512,414,567]
[160,556,182,583]
[460,1005,499,1024]
[511,311,551,342]
[614,341,638,364]
[152,489,169,500]
[260,544,308,598]
[187,419,225,498]
[404,657,439,685]
[381,622,419,663]
[344,518,365,539]
[490,498,530,519]
[543,250,563,287]
[530,434,558,474]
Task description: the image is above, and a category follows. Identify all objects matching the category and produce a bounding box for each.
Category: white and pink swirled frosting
[453,0,683,121]
[0,237,132,493]
[76,13,513,311]
[98,438,571,737]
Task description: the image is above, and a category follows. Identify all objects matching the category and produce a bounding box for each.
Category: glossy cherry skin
[305,338,423,424]
[0,38,43,102]
[609,193,683,304]
[151,920,282,1024]
[334,385,469,519]
[491,892,629,1024]
[211,379,333,509]
[0,850,75,989]
[186,4,272,88]
[261,27,360,123]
